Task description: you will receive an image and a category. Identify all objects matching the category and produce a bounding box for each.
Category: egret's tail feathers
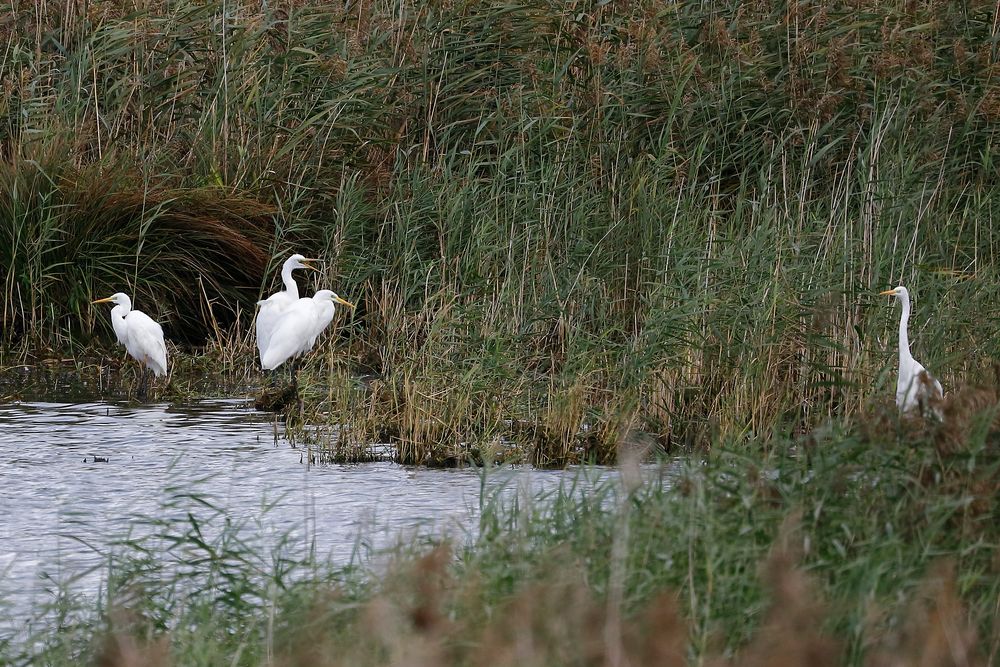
[146,355,168,377]
[261,346,294,371]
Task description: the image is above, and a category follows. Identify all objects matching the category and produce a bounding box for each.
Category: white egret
[92,292,168,398]
[256,254,318,363]
[260,290,354,372]
[879,286,943,415]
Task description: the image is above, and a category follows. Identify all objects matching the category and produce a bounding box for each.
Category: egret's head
[878,286,909,300]
[285,253,319,272]
[332,292,355,309]
[92,292,131,307]
[314,290,355,309]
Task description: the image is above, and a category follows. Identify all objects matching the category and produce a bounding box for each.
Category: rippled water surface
[0,399,630,626]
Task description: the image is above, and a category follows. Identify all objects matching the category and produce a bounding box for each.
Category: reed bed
[2,0,1000,461]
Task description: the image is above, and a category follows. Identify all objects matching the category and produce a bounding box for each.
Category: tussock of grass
[0,157,276,346]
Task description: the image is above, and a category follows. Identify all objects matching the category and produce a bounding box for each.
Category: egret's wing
[260,299,317,370]
[306,302,335,350]
[124,310,168,376]
[898,359,925,413]
[256,292,296,360]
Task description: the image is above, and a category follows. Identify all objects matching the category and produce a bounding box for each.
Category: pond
[0,399,644,633]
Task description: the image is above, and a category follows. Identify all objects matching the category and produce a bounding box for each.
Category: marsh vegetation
[2,0,1000,663]
[3,0,999,462]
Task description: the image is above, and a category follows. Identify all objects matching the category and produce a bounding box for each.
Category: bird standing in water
[879,286,943,416]
[92,292,168,400]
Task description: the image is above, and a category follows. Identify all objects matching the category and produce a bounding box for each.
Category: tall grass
[4,392,998,665]
[2,0,1000,460]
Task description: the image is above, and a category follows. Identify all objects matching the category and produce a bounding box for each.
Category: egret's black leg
[137,368,149,401]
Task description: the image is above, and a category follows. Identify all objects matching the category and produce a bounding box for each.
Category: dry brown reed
[706,514,841,667]
[94,606,171,667]
[92,528,997,667]
[866,562,988,667]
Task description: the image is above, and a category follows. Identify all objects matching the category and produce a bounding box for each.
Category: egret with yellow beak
[261,290,355,372]
[92,292,168,399]
[879,286,943,415]
[256,254,318,365]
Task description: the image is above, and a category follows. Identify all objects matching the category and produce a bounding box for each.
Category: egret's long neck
[898,294,913,363]
[111,304,129,341]
[280,263,299,299]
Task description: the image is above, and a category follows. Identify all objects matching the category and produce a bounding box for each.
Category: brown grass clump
[623,590,688,667]
[866,562,987,667]
[858,380,1000,533]
[472,569,606,667]
[930,385,1000,531]
[932,385,1000,457]
[93,605,171,667]
[1,153,278,345]
[858,379,1000,458]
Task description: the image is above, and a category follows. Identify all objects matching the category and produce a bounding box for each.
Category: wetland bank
[2,0,1000,664]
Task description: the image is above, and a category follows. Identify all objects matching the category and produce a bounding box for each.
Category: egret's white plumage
[92,292,168,377]
[304,291,345,351]
[260,290,354,371]
[880,285,943,415]
[256,254,317,363]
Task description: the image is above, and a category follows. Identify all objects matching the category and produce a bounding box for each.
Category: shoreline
[0,350,670,467]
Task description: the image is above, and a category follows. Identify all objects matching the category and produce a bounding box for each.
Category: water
[0,399,631,630]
